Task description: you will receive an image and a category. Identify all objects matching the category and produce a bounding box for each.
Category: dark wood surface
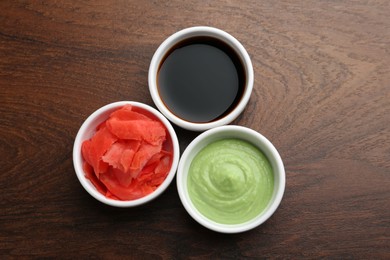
[1,1,389,258]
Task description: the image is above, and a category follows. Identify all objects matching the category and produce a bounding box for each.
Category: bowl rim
[176,125,285,233]
[148,26,254,131]
[73,101,180,207]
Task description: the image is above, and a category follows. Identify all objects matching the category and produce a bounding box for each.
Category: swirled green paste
[188,138,274,224]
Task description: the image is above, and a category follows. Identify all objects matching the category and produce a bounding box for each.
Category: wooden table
[1,1,389,258]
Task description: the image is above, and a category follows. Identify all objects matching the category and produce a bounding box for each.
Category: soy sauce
[157,36,246,123]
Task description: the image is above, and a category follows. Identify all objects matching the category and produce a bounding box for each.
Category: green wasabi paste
[187,138,274,224]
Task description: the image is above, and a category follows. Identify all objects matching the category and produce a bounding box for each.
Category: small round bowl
[177,125,285,233]
[73,101,180,207]
[148,26,254,131]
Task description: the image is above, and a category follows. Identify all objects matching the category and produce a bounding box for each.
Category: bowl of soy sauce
[148,26,254,131]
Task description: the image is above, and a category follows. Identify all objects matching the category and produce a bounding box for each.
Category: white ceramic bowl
[177,125,285,233]
[73,101,180,207]
[148,26,254,131]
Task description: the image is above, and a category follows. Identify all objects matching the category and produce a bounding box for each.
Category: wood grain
[1,0,389,258]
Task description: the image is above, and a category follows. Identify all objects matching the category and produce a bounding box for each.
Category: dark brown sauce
[157,36,246,123]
